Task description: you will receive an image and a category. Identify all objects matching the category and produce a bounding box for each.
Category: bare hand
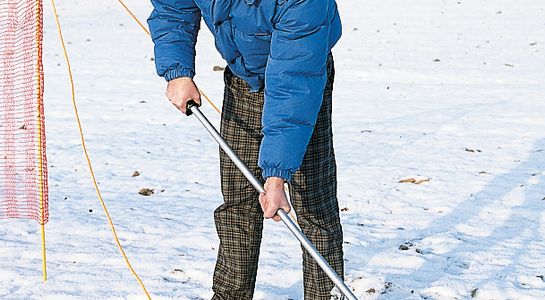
[259,177,291,222]
[166,77,201,114]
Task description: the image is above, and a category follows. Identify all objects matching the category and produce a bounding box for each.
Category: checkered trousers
[212,54,344,300]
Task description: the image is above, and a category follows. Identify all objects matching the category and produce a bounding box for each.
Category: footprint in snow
[443,257,469,275]
[163,268,190,283]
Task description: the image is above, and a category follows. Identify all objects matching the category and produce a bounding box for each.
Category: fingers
[259,192,267,214]
[192,97,202,107]
[259,192,290,222]
[272,206,290,222]
[280,203,291,214]
[173,96,201,114]
[182,97,201,114]
[165,92,192,114]
[259,192,274,219]
[165,77,201,114]
[259,192,275,219]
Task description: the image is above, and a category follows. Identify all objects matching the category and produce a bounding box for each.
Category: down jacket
[148,0,342,181]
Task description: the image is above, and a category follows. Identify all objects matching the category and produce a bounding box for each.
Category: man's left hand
[259,177,291,222]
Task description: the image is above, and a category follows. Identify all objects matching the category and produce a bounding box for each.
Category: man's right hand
[166,77,201,114]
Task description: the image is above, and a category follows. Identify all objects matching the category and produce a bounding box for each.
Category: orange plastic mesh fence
[0,0,48,224]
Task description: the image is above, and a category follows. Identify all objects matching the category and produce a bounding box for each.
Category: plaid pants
[212,55,344,300]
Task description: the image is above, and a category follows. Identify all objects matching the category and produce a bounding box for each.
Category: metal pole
[187,102,358,300]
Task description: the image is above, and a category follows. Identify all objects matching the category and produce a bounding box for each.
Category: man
[148,0,344,299]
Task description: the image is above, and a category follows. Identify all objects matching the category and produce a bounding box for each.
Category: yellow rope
[50,0,151,298]
[37,65,47,282]
[37,61,47,282]
[35,0,47,282]
[198,88,222,114]
[116,0,150,36]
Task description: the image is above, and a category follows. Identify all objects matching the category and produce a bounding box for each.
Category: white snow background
[1,0,545,299]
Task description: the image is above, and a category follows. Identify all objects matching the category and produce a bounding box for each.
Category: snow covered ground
[1,0,545,299]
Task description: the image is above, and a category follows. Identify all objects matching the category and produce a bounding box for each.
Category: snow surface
[1,0,545,299]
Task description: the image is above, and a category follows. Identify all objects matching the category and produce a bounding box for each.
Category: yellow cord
[38,97,47,283]
[198,89,222,114]
[116,0,150,36]
[37,67,47,282]
[50,0,151,298]
[35,0,47,282]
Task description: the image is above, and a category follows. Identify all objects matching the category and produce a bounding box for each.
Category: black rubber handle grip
[186,100,198,116]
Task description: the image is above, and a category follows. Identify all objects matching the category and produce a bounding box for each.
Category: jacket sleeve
[147,0,201,81]
[259,0,331,182]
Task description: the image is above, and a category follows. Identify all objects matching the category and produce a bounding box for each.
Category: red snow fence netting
[0,0,48,224]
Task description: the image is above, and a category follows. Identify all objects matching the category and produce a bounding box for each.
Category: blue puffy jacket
[148,0,342,181]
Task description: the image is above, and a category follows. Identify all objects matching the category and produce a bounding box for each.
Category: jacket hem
[165,67,195,81]
[262,168,293,182]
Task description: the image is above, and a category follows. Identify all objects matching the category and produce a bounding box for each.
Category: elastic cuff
[164,67,195,81]
[262,168,293,182]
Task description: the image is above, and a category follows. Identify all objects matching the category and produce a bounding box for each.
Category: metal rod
[188,103,358,300]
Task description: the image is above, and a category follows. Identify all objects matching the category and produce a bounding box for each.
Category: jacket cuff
[164,67,195,81]
[262,168,293,182]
